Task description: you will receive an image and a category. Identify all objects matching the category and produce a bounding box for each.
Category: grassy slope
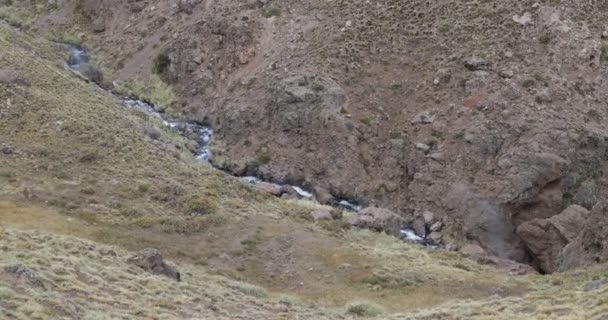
[0,18,607,320]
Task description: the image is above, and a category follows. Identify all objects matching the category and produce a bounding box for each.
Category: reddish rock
[516,205,589,273]
[255,182,282,196]
[347,206,405,237]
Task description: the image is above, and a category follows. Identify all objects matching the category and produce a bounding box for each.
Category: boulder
[461,243,537,276]
[142,125,161,140]
[127,248,181,281]
[428,232,442,242]
[422,210,434,225]
[280,185,299,197]
[274,75,318,104]
[411,111,435,124]
[255,182,282,196]
[502,152,569,226]
[433,68,451,85]
[430,221,443,232]
[411,216,427,237]
[516,205,589,273]
[463,56,490,71]
[313,186,335,205]
[76,63,104,86]
[347,206,405,237]
[91,17,106,33]
[558,201,608,271]
[311,208,333,221]
[445,183,528,262]
[573,179,599,209]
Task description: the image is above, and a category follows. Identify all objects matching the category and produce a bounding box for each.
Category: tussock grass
[2,11,608,320]
[346,302,384,317]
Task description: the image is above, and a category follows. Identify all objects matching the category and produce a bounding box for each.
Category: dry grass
[0,228,337,320]
[1,12,608,320]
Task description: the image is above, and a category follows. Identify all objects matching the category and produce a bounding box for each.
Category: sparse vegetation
[3,2,608,320]
[262,6,282,18]
[256,147,271,165]
[347,302,384,317]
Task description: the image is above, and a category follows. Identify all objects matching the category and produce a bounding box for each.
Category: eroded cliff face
[11,0,608,272]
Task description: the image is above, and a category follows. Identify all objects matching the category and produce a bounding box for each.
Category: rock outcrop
[558,201,608,271]
[461,243,537,276]
[127,248,181,281]
[516,205,589,274]
[347,207,405,237]
[445,184,527,262]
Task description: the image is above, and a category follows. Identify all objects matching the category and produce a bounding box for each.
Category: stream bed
[64,44,435,247]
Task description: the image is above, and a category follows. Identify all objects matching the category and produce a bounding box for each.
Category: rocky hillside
[1,0,608,319]
[5,0,608,274]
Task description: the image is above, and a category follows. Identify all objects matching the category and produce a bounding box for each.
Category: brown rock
[412,216,426,237]
[430,221,443,232]
[143,125,161,140]
[281,193,298,200]
[429,231,442,242]
[460,243,487,257]
[76,63,104,86]
[446,183,527,262]
[558,201,608,271]
[461,242,537,276]
[92,17,105,33]
[280,185,299,197]
[255,182,282,196]
[127,248,181,281]
[313,186,335,205]
[422,210,434,225]
[517,205,589,273]
[311,208,332,221]
[347,206,405,237]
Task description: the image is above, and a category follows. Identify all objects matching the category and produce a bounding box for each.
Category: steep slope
[0,20,529,317]
[5,0,608,272]
[1,2,608,320]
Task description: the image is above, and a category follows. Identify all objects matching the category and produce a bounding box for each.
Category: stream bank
[64,44,438,248]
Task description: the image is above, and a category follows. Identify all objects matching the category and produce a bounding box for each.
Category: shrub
[134,215,156,228]
[256,147,271,165]
[152,53,171,75]
[346,302,384,317]
[262,7,281,18]
[0,286,15,299]
[80,187,96,195]
[236,283,269,298]
[185,195,219,215]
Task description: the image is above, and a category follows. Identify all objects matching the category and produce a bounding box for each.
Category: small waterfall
[122,98,213,162]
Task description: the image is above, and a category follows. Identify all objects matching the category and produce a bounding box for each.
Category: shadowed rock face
[517,205,589,274]
[445,183,528,263]
[558,201,608,271]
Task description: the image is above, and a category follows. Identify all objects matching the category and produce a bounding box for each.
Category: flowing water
[64,46,435,246]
